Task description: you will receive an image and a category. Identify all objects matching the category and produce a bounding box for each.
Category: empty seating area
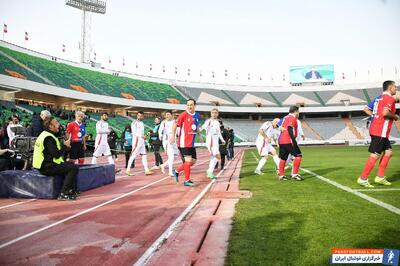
[223,119,260,142]
[317,89,368,106]
[305,118,350,140]
[0,46,186,104]
[272,91,323,106]
[176,86,235,105]
[223,116,400,142]
[224,91,278,107]
[173,87,378,108]
[0,51,45,84]
[2,44,391,109]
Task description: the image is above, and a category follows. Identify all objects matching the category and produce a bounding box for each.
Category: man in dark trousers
[32,117,79,200]
[108,128,119,161]
[150,116,163,169]
[227,128,235,160]
[216,121,230,170]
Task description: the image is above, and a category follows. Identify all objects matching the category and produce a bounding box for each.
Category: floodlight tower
[66,0,106,63]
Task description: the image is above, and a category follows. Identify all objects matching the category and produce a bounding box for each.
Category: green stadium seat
[0,46,186,104]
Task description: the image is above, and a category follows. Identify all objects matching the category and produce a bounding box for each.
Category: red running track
[0,148,242,265]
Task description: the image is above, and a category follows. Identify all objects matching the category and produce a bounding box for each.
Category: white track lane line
[134,150,244,266]
[0,199,37,211]
[0,154,211,211]
[0,158,210,250]
[115,153,210,180]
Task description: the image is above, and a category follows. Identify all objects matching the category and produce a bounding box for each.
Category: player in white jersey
[126,111,154,176]
[91,113,114,165]
[158,110,179,176]
[200,108,225,179]
[254,118,280,175]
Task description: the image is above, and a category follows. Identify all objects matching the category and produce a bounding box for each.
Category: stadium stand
[89,112,134,134]
[222,116,400,142]
[364,87,381,102]
[0,101,32,126]
[317,89,368,106]
[222,91,278,107]
[0,50,46,84]
[0,45,186,103]
[223,119,260,142]
[302,118,356,140]
[271,91,322,107]
[300,120,323,140]
[175,86,235,106]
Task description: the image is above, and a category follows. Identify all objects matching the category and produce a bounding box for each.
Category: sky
[0,0,399,85]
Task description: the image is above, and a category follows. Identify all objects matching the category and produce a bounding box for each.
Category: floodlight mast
[65,0,106,63]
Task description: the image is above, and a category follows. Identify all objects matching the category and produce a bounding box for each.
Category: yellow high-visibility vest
[32,131,64,169]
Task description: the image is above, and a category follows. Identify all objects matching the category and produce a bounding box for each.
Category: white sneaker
[151,165,160,170]
[357,177,374,188]
[374,176,391,186]
[125,170,134,176]
[160,164,165,174]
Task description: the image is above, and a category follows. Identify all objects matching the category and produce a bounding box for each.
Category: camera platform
[0,164,115,199]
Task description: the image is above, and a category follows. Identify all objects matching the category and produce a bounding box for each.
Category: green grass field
[226,146,400,266]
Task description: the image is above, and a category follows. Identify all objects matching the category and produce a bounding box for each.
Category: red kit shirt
[176,111,201,148]
[278,114,298,145]
[369,92,396,138]
[67,121,86,143]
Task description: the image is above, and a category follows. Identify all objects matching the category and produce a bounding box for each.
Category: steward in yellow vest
[32,117,79,201]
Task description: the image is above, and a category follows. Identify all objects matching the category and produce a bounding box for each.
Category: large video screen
[289,64,334,84]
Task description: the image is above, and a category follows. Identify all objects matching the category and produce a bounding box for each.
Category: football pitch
[226,145,400,266]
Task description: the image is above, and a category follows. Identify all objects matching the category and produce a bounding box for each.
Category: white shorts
[256,137,275,157]
[130,138,147,160]
[93,144,111,157]
[206,137,220,156]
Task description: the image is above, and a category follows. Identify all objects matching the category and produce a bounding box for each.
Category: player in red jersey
[358,80,398,187]
[171,99,204,187]
[278,106,303,181]
[66,111,86,164]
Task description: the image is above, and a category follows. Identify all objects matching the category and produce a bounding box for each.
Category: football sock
[360,156,377,179]
[292,156,302,176]
[184,161,191,181]
[377,155,391,177]
[279,159,286,176]
[256,157,267,171]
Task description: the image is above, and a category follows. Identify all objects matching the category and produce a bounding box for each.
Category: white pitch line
[251,151,259,162]
[300,167,400,215]
[354,188,400,192]
[253,150,399,215]
[133,150,244,266]
[0,158,210,250]
[0,199,37,210]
